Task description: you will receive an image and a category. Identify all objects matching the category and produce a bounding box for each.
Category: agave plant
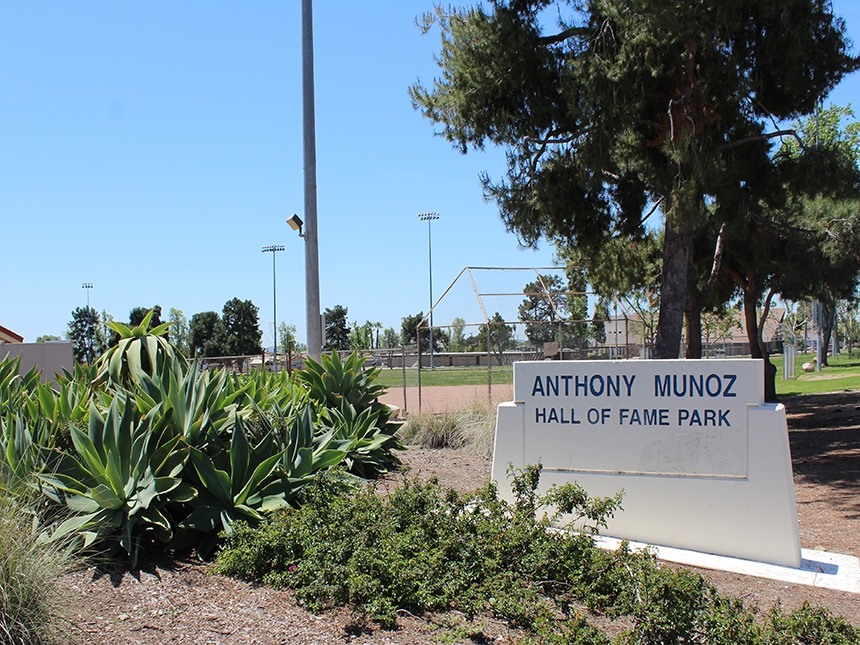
[240,368,308,418]
[0,410,55,493]
[41,395,193,567]
[297,351,389,415]
[94,309,187,388]
[0,359,62,492]
[296,351,403,478]
[264,405,348,487]
[0,355,41,417]
[319,402,403,478]
[135,359,246,448]
[24,376,91,440]
[178,412,291,557]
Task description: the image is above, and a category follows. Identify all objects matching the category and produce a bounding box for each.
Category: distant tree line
[66,298,263,363]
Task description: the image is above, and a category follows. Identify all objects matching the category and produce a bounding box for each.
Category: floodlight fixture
[286,214,304,236]
[82,282,93,310]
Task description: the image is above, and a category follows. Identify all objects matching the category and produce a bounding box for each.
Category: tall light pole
[262,245,284,371]
[418,212,439,369]
[82,282,93,364]
[302,0,322,363]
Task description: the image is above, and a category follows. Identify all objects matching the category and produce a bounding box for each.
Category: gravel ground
[57,389,860,644]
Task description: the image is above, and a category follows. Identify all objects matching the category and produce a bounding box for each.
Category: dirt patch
[59,389,860,643]
[379,384,513,416]
[804,373,858,381]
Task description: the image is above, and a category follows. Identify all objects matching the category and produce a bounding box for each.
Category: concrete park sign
[492,359,801,567]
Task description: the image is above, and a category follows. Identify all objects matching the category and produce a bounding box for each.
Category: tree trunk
[685,251,702,359]
[654,216,692,359]
[685,305,702,359]
[821,303,836,365]
[743,285,777,402]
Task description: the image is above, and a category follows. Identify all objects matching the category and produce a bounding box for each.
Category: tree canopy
[380,327,400,349]
[278,322,305,353]
[475,312,516,364]
[401,312,446,353]
[518,274,568,346]
[189,311,224,358]
[518,271,590,349]
[349,321,374,351]
[323,305,350,351]
[716,105,860,391]
[220,298,262,356]
[129,306,163,332]
[67,307,103,363]
[168,308,191,357]
[412,0,858,358]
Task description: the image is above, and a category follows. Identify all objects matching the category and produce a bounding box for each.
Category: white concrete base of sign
[492,359,802,568]
[592,536,860,594]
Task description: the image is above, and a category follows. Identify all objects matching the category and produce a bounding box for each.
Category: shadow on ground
[783,391,860,519]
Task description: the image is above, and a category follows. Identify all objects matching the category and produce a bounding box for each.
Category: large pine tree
[411,0,858,359]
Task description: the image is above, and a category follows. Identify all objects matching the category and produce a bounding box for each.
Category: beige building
[600,308,787,358]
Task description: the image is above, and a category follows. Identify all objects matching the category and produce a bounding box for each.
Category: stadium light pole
[82,282,93,364]
[262,245,284,371]
[302,0,322,363]
[418,212,439,369]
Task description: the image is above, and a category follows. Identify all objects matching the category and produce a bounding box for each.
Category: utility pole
[302,0,322,363]
[262,245,284,371]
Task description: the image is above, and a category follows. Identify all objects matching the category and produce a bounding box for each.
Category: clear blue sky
[2,1,859,347]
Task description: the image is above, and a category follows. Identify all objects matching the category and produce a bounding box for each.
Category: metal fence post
[401,343,407,415]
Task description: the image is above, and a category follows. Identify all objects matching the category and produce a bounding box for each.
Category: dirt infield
[379,383,513,416]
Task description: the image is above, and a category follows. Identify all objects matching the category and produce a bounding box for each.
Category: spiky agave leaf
[94,310,187,388]
[40,395,193,566]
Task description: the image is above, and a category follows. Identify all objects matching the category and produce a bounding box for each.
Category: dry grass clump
[398,400,496,458]
[0,490,75,645]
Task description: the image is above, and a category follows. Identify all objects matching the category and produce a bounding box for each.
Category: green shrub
[215,465,622,630]
[215,466,860,644]
[766,602,859,645]
[0,490,75,644]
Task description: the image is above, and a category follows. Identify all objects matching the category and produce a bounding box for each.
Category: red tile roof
[0,325,24,343]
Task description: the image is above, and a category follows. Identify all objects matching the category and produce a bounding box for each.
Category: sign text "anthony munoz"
[530,373,739,399]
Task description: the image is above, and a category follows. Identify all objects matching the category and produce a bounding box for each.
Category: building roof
[0,325,24,344]
[733,307,786,343]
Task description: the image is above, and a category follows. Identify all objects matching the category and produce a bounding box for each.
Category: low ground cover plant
[215,466,860,644]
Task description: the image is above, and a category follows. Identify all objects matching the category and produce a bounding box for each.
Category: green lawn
[372,354,860,396]
[772,352,860,396]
